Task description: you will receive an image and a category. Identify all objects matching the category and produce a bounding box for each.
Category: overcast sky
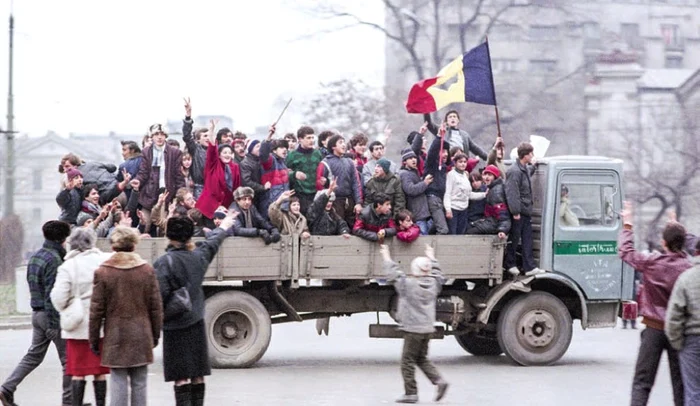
[0,0,385,137]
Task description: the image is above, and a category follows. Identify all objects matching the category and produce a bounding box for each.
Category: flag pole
[484,37,501,140]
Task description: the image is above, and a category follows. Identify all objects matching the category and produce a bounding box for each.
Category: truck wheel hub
[518,310,556,348]
[222,321,238,339]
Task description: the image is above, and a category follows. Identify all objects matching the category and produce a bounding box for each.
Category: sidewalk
[0,314,32,330]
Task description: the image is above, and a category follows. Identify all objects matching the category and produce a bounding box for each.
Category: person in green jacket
[286,126,324,215]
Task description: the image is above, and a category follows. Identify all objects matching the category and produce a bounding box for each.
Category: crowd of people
[52,100,545,277]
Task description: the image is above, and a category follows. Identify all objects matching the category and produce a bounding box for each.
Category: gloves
[270,230,281,243]
[45,328,59,341]
[259,229,272,245]
[90,342,100,356]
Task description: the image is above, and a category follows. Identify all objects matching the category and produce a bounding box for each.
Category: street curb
[0,315,32,331]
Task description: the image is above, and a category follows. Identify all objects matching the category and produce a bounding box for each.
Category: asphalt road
[0,314,674,405]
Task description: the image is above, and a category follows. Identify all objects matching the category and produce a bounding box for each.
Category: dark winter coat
[227,201,279,238]
[195,143,241,219]
[352,205,397,242]
[484,178,510,233]
[306,193,350,236]
[78,161,118,200]
[424,114,488,160]
[365,173,406,215]
[467,183,488,223]
[505,160,536,217]
[425,137,447,199]
[259,142,290,217]
[135,144,185,210]
[89,252,162,368]
[240,153,266,204]
[56,188,83,225]
[181,117,206,186]
[399,167,430,221]
[154,228,228,331]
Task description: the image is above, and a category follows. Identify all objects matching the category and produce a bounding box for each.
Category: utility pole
[3,12,14,217]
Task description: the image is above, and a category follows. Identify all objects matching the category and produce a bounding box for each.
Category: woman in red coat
[195,126,241,221]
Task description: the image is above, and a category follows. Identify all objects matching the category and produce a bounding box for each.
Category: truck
[98,155,633,368]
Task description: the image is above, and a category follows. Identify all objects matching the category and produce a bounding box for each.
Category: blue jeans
[416,220,431,236]
[504,214,536,273]
[680,335,700,406]
[448,209,469,235]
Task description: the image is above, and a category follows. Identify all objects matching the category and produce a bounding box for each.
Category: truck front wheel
[455,332,503,356]
[497,291,572,366]
[205,291,272,368]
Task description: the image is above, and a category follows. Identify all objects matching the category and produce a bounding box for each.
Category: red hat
[66,168,83,181]
[466,158,479,173]
[483,165,500,178]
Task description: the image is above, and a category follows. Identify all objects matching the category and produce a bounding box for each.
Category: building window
[620,23,642,49]
[529,59,558,73]
[661,24,683,49]
[32,169,42,191]
[529,25,559,40]
[665,55,683,68]
[492,58,519,73]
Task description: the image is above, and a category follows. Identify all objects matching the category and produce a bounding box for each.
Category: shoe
[395,394,418,404]
[435,381,449,402]
[507,267,520,276]
[0,390,15,406]
[525,268,546,276]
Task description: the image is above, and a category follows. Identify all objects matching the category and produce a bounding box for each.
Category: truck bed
[96,235,505,285]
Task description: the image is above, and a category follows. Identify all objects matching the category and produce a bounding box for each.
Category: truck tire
[455,333,503,356]
[497,291,572,366]
[205,291,272,368]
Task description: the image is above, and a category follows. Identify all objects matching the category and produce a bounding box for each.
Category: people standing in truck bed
[268,190,310,239]
[399,148,433,236]
[228,186,280,245]
[306,180,351,238]
[353,193,397,242]
[467,165,510,239]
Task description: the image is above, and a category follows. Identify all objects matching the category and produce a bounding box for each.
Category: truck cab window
[558,183,615,228]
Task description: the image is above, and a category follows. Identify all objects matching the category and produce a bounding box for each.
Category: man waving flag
[406,41,497,114]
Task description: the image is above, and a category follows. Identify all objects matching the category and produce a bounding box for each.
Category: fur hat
[483,165,500,178]
[234,186,255,200]
[42,220,71,243]
[410,256,432,276]
[66,168,83,181]
[148,123,168,137]
[401,148,417,162]
[377,158,391,174]
[247,140,260,154]
[166,217,194,243]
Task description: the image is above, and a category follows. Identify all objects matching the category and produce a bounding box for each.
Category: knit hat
[466,158,479,173]
[315,189,336,202]
[401,148,417,162]
[234,186,255,200]
[377,158,391,174]
[410,256,431,276]
[42,220,71,242]
[406,131,421,146]
[66,168,83,181]
[483,165,500,178]
[247,140,260,154]
[166,217,195,243]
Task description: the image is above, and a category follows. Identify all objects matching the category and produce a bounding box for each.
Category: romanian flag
[405,42,497,114]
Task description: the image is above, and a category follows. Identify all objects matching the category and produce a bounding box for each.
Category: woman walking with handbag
[89,226,163,406]
[155,213,236,406]
[51,227,113,406]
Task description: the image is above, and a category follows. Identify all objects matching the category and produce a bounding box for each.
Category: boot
[191,383,205,406]
[71,380,86,406]
[93,381,107,406]
[174,384,192,406]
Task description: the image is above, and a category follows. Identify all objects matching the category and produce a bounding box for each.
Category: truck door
[552,170,623,300]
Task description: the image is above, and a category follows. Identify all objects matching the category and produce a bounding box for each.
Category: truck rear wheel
[497,291,572,366]
[205,291,272,368]
[455,332,503,356]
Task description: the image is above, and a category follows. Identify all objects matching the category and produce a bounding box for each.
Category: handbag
[162,254,192,322]
[60,269,84,331]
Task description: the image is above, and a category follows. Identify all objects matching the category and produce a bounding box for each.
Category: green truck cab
[99,155,632,368]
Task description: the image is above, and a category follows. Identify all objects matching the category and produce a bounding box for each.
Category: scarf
[81,200,101,215]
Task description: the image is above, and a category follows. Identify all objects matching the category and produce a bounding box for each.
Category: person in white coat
[50,227,113,406]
